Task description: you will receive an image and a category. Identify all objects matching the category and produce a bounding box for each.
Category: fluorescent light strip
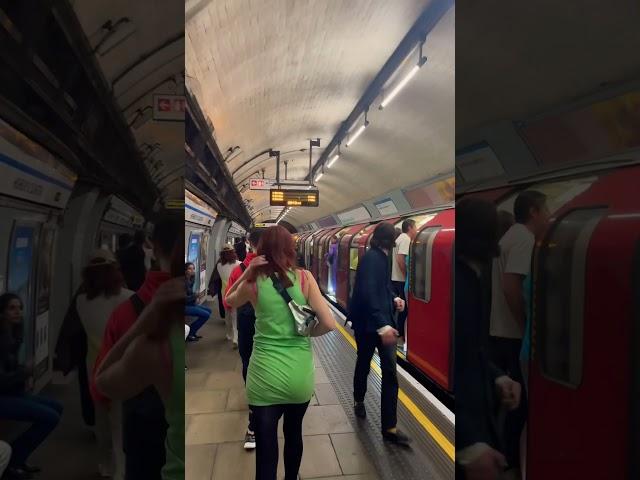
[327,154,340,168]
[345,124,366,147]
[380,64,420,109]
[315,172,324,182]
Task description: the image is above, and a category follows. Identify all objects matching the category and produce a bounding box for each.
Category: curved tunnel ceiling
[186,0,454,226]
[456,0,640,140]
[72,1,185,206]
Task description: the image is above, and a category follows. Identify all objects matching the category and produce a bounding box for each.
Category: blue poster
[188,233,201,292]
[7,225,35,365]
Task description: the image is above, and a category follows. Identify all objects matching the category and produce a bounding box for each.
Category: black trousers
[215,286,225,318]
[237,311,256,432]
[488,336,528,470]
[353,330,398,431]
[391,281,408,337]
[250,402,310,480]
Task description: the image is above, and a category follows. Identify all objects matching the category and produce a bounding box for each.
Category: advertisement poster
[34,226,55,379]
[374,198,398,216]
[7,224,36,365]
[188,233,201,292]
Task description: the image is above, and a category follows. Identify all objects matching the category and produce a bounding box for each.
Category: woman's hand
[246,255,268,274]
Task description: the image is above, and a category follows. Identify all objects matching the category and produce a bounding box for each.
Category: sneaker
[243,430,256,450]
[186,335,199,342]
[382,428,411,446]
[354,402,366,418]
[232,342,238,350]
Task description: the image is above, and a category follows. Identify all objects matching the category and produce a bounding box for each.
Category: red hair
[254,225,298,288]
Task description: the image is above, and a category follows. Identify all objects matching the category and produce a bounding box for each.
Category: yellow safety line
[334,322,455,461]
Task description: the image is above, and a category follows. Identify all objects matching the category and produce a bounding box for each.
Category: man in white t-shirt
[489,190,549,471]
[391,219,417,344]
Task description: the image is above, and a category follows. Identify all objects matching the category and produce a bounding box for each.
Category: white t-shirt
[77,288,134,362]
[490,223,535,339]
[391,233,411,282]
[217,260,241,292]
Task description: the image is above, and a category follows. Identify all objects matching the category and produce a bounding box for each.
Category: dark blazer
[455,257,503,453]
[348,247,397,334]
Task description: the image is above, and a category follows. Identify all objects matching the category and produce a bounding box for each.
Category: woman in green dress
[226,225,336,480]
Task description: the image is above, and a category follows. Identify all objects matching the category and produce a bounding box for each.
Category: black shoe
[186,335,199,342]
[195,334,203,339]
[243,430,256,450]
[382,429,412,446]
[3,466,34,479]
[19,465,41,474]
[354,402,366,418]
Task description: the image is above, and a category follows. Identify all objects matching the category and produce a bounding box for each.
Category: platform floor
[185,307,380,480]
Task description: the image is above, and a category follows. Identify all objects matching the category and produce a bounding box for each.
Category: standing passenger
[391,219,417,347]
[76,249,134,479]
[455,197,522,480]
[225,226,336,480]
[118,231,148,291]
[217,246,241,347]
[91,214,181,480]
[223,228,264,450]
[349,222,410,445]
[489,190,549,472]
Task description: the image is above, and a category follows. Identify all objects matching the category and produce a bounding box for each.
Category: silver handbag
[270,273,319,336]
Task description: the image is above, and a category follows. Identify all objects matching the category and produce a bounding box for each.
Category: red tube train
[461,158,640,479]
[295,204,456,393]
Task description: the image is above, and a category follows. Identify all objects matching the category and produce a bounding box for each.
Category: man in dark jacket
[455,198,521,480]
[348,222,409,445]
[117,230,147,291]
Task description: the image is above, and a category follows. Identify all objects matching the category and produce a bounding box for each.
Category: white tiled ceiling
[187,0,454,226]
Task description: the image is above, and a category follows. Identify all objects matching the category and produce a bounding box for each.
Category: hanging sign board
[270,189,319,207]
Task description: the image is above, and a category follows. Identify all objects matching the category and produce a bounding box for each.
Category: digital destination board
[270,189,319,207]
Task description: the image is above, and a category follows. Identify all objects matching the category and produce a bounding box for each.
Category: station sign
[249,178,275,190]
[270,189,319,207]
[153,94,186,121]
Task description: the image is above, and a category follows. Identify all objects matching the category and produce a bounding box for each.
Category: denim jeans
[0,393,63,465]
[185,305,212,336]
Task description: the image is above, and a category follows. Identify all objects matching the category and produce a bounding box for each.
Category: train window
[537,208,606,388]
[497,176,598,216]
[411,227,441,302]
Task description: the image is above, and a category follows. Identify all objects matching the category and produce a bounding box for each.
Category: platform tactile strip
[313,318,453,480]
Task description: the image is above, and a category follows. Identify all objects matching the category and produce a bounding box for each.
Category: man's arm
[396,254,407,277]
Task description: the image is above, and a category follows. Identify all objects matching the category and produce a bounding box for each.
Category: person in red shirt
[91,214,182,479]
[224,228,262,450]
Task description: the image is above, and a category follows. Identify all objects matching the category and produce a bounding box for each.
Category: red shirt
[90,270,171,405]
[223,252,256,310]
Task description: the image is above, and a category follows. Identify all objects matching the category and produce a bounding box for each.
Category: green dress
[246,271,315,406]
[162,326,185,480]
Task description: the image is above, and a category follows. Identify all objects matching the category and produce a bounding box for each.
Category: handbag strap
[270,273,293,305]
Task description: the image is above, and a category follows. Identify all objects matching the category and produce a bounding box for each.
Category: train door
[406,209,454,391]
[1,206,58,391]
[199,230,210,295]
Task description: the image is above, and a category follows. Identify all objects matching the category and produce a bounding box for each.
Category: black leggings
[250,402,310,480]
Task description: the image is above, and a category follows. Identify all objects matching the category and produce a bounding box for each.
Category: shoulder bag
[270,272,319,336]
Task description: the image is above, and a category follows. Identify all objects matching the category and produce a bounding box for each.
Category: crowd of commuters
[0,215,185,480]
[455,191,549,480]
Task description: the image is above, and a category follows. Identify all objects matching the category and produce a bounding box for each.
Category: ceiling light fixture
[345,110,369,147]
[314,172,324,182]
[327,144,341,169]
[379,40,427,110]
